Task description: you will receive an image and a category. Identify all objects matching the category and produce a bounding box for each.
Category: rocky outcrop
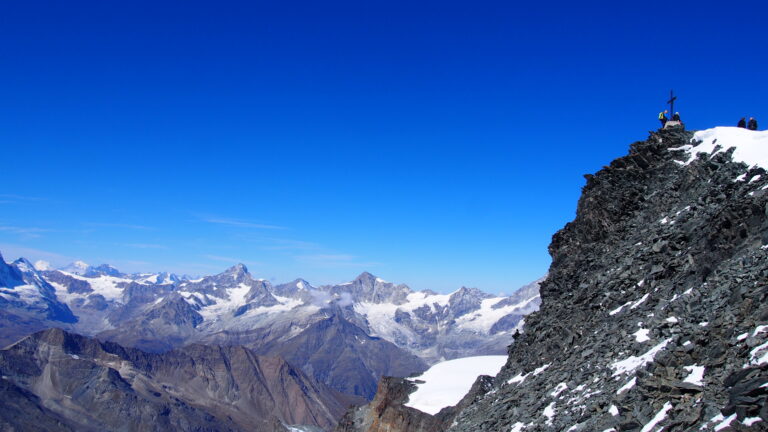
[445,127,768,431]
[335,371,495,432]
[335,377,444,432]
[255,314,428,399]
[0,328,355,431]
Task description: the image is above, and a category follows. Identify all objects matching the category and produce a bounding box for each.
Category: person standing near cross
[658,110,669,127]
[659,90,683,129]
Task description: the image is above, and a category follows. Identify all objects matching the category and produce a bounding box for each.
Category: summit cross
[667,90,677,115]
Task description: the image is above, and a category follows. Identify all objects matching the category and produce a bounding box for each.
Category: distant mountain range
[0,251,541,404]
[0,250,539,430]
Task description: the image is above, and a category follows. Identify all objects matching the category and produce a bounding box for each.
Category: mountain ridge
[0,252,541,400]
[449,127,768,431]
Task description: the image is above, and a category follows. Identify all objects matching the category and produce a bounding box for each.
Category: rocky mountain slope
[339,126,768,431]
[0,328,357,431]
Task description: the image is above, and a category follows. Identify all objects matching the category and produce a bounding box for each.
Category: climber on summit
[747,117,758,131]
[672,112,681,122]
[738,118,747,128]
[659,110,668,128]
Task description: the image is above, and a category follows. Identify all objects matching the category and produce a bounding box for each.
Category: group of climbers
[737,117,759,130]
[658,110,681,128]
[658,110,760,131]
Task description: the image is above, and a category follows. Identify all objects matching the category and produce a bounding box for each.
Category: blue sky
[1,1,766,293]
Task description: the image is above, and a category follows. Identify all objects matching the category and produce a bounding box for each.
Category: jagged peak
[19,327,94,351]
[224,263,248,274]
[92,263,120,272]
[60,260,91,275]
[451,286,485,296]
[354,271,377,283]
[86,264,124,278]
[12,257,35,272]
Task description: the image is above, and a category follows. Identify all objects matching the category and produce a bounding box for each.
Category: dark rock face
[0,328,354,431]
[334,377,444,432]
[85,264,125,278]
[97,294,204,352]
[273,278,316,303]
[255,314,428,399]
[444,128,768,431]
[448,287,494,318]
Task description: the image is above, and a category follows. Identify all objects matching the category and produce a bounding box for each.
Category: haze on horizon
[1,1,765,293]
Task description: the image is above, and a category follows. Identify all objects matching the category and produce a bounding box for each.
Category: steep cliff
[450,127,768,431]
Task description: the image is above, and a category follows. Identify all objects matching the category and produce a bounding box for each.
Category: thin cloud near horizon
[201,216,286,230]
[123,243,168,250]
[85,222,155,230]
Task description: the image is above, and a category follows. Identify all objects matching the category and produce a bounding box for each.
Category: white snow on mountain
[2,248,543,365]
[237,295,305,317]
[133,272,177,285]
[674,127,768,169]
[33,260,52,271]
[454,294,540,333]
[355,287,537,345]
[58,273,127,302]
[60,261,91,275]
[0,270,45,305]
[182,282,252,319]
[404,355,507,415]
[354,291,452,339]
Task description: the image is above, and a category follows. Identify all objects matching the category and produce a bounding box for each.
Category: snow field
[674,127,768,170]
[404,355,507,415]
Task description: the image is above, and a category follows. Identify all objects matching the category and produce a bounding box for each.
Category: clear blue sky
[1,1,765,293]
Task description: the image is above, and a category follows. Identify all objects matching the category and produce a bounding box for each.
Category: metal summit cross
[667,90,677,114]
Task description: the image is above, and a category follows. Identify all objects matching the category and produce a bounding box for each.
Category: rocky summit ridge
[339,127,768,432]
[453,127,768,431]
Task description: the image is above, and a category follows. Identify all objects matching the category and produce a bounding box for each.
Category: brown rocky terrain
[0,328,359,431]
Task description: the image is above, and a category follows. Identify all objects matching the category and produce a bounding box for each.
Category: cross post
[667,90,677,115]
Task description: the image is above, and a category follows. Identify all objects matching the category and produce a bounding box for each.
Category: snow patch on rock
[404,355,506,415]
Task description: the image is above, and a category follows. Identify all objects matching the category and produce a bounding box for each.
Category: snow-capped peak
[224,263,249,275]
[60,261,91,275]
[12,258,36,274]
[353,271,377,284]
[34,260,52,271]
[80,264,125,278]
